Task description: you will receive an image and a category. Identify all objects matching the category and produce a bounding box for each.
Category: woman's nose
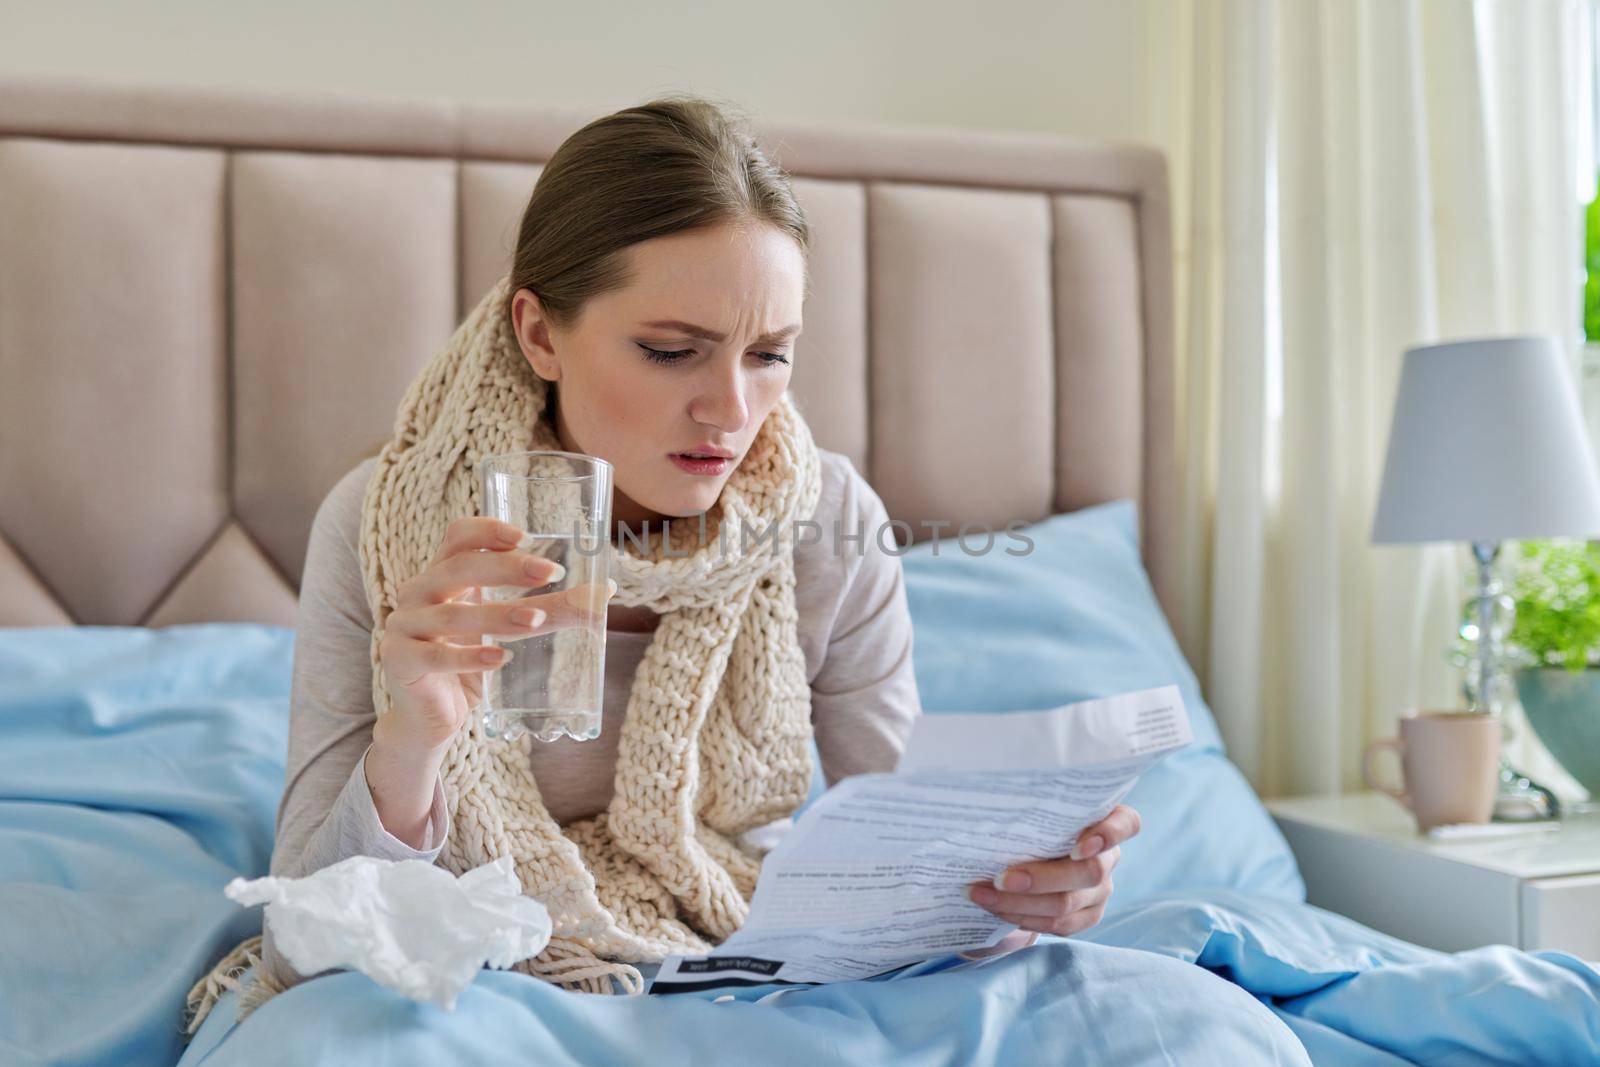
[692,369,749,432]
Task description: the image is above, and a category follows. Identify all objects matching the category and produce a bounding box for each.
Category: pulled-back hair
[505,92,811,336]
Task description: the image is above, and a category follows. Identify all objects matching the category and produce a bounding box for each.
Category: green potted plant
[1506,539,1600,795]
[1582,187,1600,455]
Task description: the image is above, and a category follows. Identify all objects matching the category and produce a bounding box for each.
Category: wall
[0,0,1169,143]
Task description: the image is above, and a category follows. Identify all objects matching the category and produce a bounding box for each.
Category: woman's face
[510,220,805,531]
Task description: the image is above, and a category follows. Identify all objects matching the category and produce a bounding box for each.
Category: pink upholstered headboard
[0,74,1174,630]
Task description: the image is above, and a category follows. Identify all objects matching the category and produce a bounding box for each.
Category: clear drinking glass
[476,450,613,743]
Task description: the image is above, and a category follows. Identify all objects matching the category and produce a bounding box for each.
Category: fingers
[390,581,617,641]
[391,594,545,641]
[400,550,567,611]
[961,809,1136,941]
[1075,805,1142,859]
[519,581,616,633]
[398,517,568,610]
[560,579,616,619]
[988,845,1121,896]
[969,864,1116,918]
[990,899,1109,938]
[380,631,509,688]
[432,516,525,567]
[447,549,567,601]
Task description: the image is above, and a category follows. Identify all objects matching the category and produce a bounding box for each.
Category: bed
[2,73,1596,1067]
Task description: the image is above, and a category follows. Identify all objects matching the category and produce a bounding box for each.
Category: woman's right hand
[374,516,615,755]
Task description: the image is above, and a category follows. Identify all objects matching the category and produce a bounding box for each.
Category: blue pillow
[897,499,1305,908]
[901,499,1223,752]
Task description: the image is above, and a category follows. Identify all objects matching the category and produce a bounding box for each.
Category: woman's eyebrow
[639,319,801,344]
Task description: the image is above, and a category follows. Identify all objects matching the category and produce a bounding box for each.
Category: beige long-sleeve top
[258,445,923,990]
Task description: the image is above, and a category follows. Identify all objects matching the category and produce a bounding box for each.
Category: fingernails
[479,647,508,665]
[606,578,618,597]
[509,607,546,627]
[969,885,998,906]
[498,524,524,546]
[525,557,565,583]
[1073,835,1104,861]
[997,870,1030,892]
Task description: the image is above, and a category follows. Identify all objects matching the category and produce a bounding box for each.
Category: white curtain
[1156,0,1596,798]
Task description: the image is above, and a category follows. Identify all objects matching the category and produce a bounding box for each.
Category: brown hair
[354,93,810,467]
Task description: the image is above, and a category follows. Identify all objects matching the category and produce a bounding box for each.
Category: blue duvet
[3,625,1597,1066]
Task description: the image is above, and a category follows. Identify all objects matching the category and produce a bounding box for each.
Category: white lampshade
[1372,336,1600,543]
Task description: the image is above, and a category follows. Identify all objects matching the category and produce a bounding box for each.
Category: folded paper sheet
[224,854,552,1010]
[649,686,1192,992]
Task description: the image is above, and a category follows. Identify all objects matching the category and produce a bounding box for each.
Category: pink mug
[1361,711,1500,831]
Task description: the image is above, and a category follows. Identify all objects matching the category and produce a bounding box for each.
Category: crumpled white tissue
[224,854,552,1011]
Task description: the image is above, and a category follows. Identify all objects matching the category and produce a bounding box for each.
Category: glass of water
[476,450,613,743]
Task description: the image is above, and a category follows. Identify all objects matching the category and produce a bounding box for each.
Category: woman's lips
[669,453,731,476]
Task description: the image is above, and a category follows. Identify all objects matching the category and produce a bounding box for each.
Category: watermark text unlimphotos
[557,514,1036,558]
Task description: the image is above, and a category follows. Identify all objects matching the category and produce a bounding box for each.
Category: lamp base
[1458,541,1561,823]
[1491,757,1561,821]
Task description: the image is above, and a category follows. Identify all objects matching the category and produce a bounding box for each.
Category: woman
[183,93,1139,1034]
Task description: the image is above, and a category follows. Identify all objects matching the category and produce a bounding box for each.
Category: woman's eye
[636,344,791,366]
[637,344,692,364]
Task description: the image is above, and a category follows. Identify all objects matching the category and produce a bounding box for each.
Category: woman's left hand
[964,804,1141,941]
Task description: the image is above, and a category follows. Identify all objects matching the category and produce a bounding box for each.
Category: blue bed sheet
[3,625,1598,1066]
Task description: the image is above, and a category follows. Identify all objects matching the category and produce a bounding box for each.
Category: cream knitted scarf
[183,273,821,1035]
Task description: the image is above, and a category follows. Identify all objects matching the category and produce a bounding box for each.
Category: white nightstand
[1265,792,1600,958]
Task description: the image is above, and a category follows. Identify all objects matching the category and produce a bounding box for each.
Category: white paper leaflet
[647,686,1192,993]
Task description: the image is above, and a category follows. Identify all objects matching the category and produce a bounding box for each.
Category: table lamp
[1372,336,1600,821]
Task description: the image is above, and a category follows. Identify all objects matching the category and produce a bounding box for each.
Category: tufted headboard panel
[0,75,1173,630]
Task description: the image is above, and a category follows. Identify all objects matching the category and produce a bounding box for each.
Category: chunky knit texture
[183,273,822,1035]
